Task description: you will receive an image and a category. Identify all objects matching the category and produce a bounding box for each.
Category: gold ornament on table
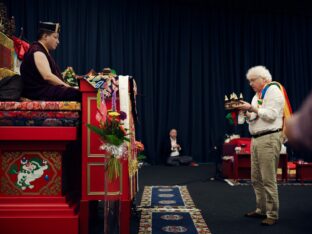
[225,92,244,110]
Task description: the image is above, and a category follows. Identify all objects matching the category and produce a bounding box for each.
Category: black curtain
[5,0,312,163]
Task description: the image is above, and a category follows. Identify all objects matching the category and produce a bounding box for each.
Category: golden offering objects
[225,92,244,110]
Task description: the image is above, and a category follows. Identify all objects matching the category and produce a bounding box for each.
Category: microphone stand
[203,145,225,182]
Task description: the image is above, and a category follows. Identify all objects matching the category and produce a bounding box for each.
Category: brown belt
[251,129,282,138]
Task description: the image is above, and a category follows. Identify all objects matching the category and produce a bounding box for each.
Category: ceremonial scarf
[258,81,292,131]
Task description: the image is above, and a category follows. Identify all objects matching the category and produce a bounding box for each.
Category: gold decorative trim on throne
[87,162,123,196]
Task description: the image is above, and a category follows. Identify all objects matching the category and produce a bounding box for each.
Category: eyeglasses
[248,76,261,83]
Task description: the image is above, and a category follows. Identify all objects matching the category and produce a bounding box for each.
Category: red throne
[0,79,138,234]
[0,127,79,234]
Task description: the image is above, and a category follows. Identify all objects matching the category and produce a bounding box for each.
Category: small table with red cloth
[295,162,312,184]
[222,138,288,181]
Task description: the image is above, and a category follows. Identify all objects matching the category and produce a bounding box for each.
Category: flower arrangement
[87,90,130,181]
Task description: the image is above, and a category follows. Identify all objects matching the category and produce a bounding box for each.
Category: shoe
[261,218,277,226]
[244,211,267,219]
[190,162,199,166]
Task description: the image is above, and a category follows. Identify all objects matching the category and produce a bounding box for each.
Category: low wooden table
[233,152,288,181]
[295,162,312,184]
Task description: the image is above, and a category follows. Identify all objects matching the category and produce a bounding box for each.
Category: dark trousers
[41,85,81,101]
[167,155,192,166]
[23,85,81,101]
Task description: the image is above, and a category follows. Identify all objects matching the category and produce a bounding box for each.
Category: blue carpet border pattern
[138,185,196,209]
[138,208,211,234]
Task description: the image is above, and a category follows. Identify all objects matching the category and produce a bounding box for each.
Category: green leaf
[87,124,103,136]
[123,137,130,142]
[107,157,121,181]
[137,153,146,161]
[105,135,123,146]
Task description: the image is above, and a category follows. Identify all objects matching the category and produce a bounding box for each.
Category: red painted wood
[0,124,79,233]
[81,91,90,201]
[121,159,130,201]
[0,197,66,203]
[0,204,69,209]
[228,138,251,154]
[222,159,234,178]
[0,127,77,141]
[233,153,288,180]
[88,162,121,200]
[120,200,131,234]
[79,78,97,92]
[0,141,68,151]
[0,216,78,234]
[223,139,288,181]
[295,162,312,183]
[81,84,125,201]
[0,197,78,234]
[0,209,75,216]
[80,79,138,234]
[79,200,89,234]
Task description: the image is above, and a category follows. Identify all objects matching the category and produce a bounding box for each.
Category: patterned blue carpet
[138,185,195,209]
[138,185,211,234]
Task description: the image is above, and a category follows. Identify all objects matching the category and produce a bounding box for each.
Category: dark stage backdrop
[5,0,312,163]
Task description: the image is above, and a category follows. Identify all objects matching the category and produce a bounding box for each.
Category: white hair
[246,65,272,82]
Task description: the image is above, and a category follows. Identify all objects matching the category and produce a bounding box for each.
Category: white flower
[100,143,127,158]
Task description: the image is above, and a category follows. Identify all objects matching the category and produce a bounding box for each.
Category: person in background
[238,65,284,226]
[164,129,198,166]
[21,21,80,101]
